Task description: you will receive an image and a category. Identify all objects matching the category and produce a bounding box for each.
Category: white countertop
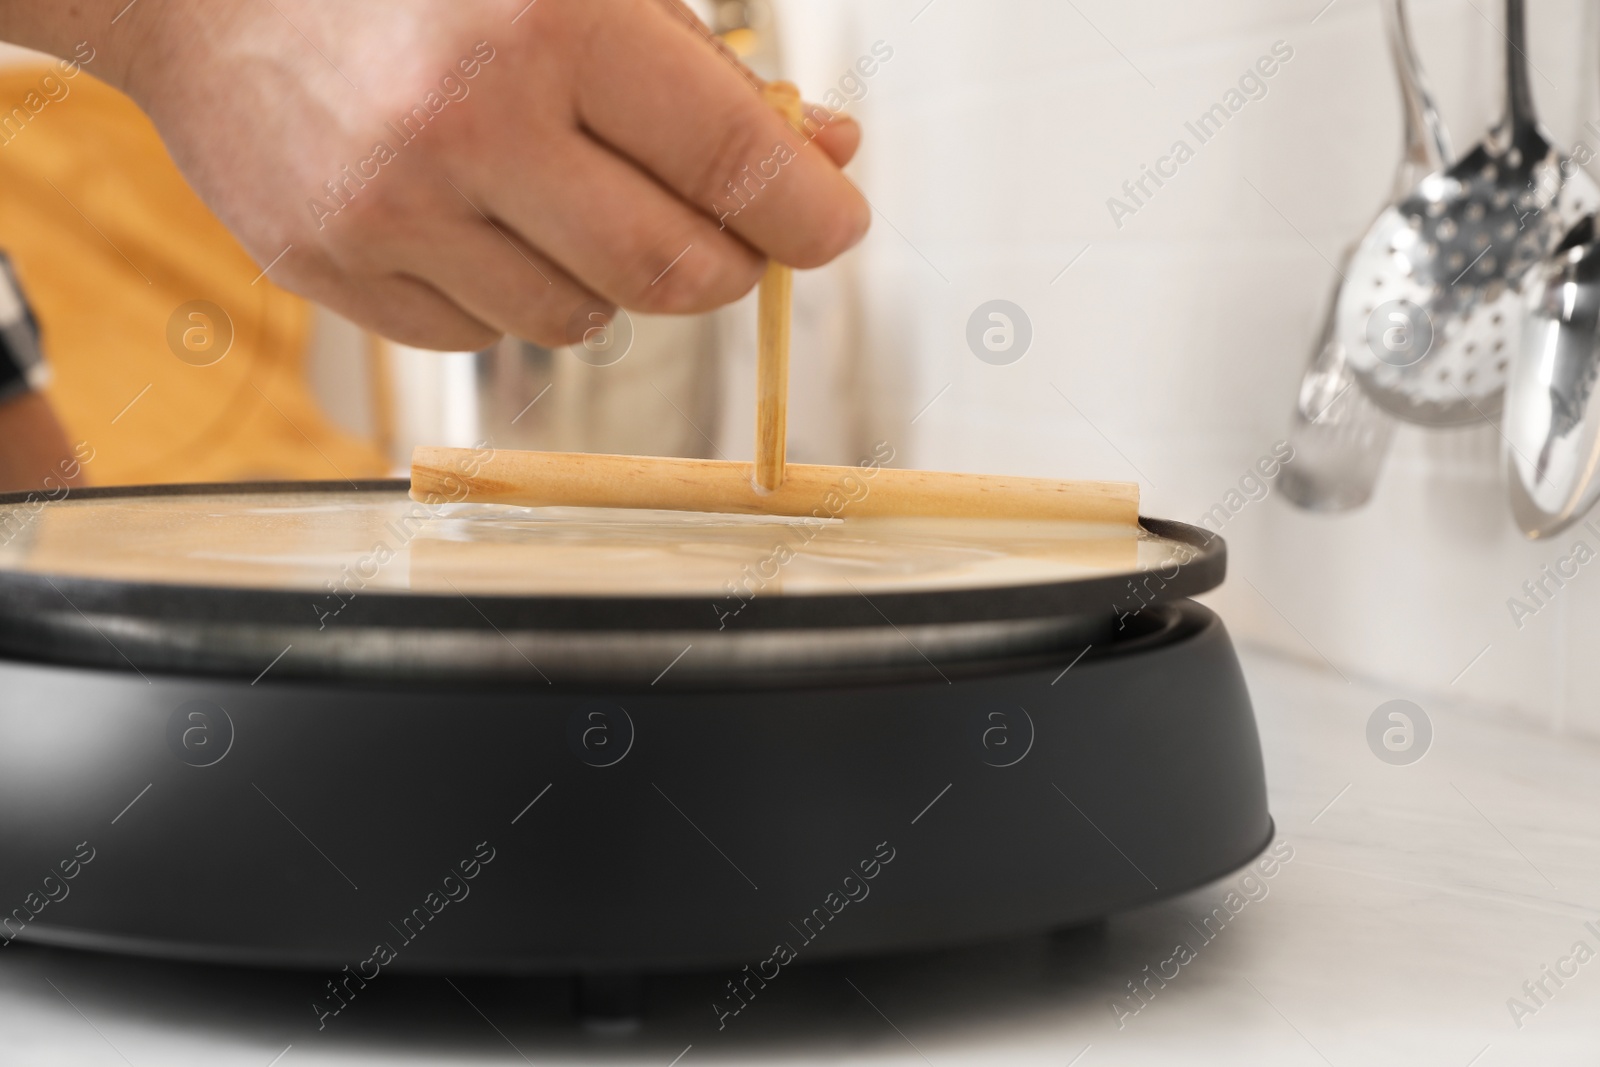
[3,646,1597,1066]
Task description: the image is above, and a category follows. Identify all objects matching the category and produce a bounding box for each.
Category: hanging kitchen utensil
[1283,0,1451,511]
[1282,269,1398,510]
[1336,0,1599,426]
[1506,212,1600,537]
[1503,6,1600,539]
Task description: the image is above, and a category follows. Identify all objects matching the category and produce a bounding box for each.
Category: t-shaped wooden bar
[411,447,1140,525]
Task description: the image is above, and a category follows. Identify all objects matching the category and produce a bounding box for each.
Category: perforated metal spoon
[1283,0,1448,510]
[1336,0,1600,426]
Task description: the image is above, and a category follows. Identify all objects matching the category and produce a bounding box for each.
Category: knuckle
[258,245,348,308]
[366,65,476,151]
[264,248,498,352]
[526,324,568,347]
[785,196,869,269]
[686,110,776,209]
[505,0,570,36]
[626,239,759,314]
[529,296,607,348]
[313,186,407,270]
[391,316,501,352]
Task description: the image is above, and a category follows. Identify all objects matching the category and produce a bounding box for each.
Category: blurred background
[1,0,1596,737]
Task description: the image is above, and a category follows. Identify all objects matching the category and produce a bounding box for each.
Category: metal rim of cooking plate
[0,480,1225,684]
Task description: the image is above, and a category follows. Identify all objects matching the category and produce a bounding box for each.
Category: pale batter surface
[0,490,1197,597]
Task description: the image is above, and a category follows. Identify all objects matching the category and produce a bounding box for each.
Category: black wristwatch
[0,252,46,406]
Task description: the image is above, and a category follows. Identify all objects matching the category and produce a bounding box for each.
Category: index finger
[575,0,871,269]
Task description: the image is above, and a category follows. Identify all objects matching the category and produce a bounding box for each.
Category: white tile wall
[781,0,1600,737]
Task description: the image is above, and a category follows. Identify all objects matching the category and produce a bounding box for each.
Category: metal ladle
[1283,0,1449,511]
[1336,0,1599,426]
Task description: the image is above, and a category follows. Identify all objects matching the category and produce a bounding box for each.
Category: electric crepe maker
[0,482,1272,980]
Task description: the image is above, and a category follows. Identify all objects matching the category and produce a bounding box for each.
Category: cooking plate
[0,480,1222,685]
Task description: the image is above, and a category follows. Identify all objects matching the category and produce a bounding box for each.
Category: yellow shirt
[0,61,388,485]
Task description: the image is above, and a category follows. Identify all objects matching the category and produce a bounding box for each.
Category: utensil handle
[754,81,806,492]
[411,447,1141,524]
[1503,0,1535,129]
[1384,0,1452,186]
[755,258,792,488]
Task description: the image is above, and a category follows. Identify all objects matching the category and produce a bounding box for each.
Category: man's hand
[0,0,869,350]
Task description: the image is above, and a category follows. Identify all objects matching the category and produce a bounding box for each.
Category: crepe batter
[0,489,1196,598]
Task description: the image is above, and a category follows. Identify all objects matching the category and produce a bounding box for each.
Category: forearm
[0,0,167,94]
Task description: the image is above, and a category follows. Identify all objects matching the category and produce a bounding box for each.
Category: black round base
[0,601,1270,976]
